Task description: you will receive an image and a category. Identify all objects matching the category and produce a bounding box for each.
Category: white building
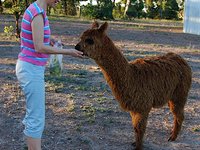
[184,0,200,35]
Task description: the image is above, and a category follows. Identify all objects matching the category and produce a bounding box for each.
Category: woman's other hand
[64,49,84,58]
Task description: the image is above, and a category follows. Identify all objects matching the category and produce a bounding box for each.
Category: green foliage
[163,0,179,19]
[126,0,145,19]
[1,0,184,20]
[4,25,14,37]
[81,105,96,123]
[81,4,99,19]
[192,126,200,132]
[67,0,77,16]
[146,2,160,19]
[11,5,24,16]
[0,7,3,14]
[3,0,13,8]
[113,2,125,19]
[0,0,3,13]
[98,0,114,20]
[146,0,180,20]
[50,3,64,15]
[81,0,114,20]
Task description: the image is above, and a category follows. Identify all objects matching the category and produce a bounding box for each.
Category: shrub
[163,0,179,19]
[4,25,14,37]
[3,0,12,8]
[113,2,124,19]
[81,4,99,19]
[81,1,114,20]
[126,0,144,19]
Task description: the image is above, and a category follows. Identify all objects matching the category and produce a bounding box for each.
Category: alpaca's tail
[169,52,192,101]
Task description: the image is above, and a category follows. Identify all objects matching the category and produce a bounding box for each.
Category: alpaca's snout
[75,44,81,51]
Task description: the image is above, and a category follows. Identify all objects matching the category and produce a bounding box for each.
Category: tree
[24,0,29,8]
[81,0,115,20]
[0,0,3,13]
[12,1,26,38]
[145,0,166,19]
[62,0,67,15]
[98,0,115,20]
[67,0,77,16]
[146,0,151,5]
[176,0,184,19]
[61,0,77,16]
[3,0,33,38]
[163,0,179,19]
[126,0,145,19]
[124,0,131,17]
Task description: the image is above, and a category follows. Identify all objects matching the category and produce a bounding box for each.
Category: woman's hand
[64,48,84,58]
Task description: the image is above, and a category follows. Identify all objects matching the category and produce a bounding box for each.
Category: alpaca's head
[75,21,108,59]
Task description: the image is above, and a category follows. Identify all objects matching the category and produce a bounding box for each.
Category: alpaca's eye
[85,38,94,45]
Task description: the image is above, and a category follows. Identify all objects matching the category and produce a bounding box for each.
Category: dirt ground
[0,15,200,150]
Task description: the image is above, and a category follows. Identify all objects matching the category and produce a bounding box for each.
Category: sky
[80,0,121,5]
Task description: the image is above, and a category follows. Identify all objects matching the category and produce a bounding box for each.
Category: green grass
[192,126,200,132]
[2,83,22,101]
[94,97,107,104]
[74,85,87,91]
[69,70,88,78]
[80,104,96,124]
[95,107,108,113]
[45,81,64,93]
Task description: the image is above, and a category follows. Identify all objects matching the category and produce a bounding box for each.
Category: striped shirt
[18,2,51,66]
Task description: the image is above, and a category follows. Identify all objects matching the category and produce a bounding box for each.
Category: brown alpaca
[75,22,192,150]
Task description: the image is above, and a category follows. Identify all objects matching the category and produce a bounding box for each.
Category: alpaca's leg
[130,111,149,150]
[168,100,185,141]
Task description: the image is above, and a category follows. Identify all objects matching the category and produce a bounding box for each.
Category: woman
[16,0,83,149]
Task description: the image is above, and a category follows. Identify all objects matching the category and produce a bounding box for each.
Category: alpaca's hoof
[132,142,136,146]
[168,135,176,141]
[132,142,142,150]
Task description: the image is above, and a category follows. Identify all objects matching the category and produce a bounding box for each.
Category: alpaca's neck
[97,48,128,78]
[95,37,129,94]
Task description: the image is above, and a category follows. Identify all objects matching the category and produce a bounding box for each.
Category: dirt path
[0,15,200,150]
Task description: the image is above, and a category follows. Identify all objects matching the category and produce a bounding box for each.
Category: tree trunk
[15,13,20,38]
[67,0,76,16]
[63,0,67,15]
[25,0,29,8]
[0,0,3,14]
[47,6,51,15]
[124,0,131,17]
[111,0,115,19]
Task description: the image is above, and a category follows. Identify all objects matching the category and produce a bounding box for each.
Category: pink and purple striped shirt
[19,2,51,66]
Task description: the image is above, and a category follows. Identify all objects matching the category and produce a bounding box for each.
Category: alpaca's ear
[91,21,99,29]
[98,22,108,33]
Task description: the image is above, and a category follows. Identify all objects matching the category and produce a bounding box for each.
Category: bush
[98,1,114,20]
[163,0,179,19]
[113,3,124,19]
[126,0,144,19]
[147,5,160,19]
[3,0,12,8]
[81,4,99,19]
[67,1,77,16]
[0,6,3,13]
[81,1,114,20]
[4,25,14,37]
